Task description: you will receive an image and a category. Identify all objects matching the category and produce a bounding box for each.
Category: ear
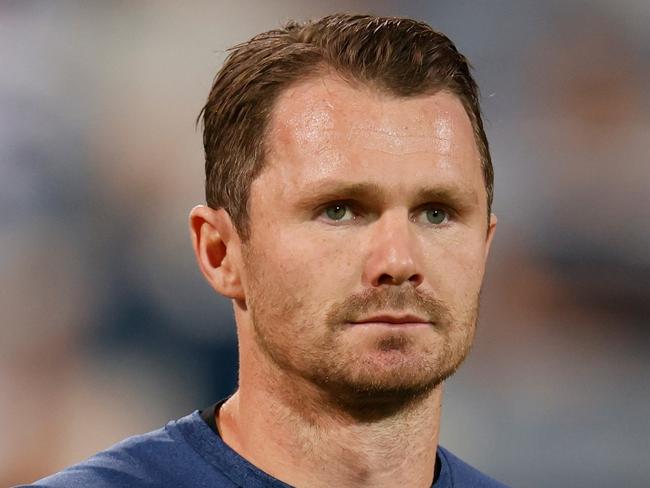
[484,213,498,261]
[189,205,245,301]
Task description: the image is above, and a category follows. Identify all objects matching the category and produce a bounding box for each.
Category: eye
[417,207,449,225]
[321,203,356,222]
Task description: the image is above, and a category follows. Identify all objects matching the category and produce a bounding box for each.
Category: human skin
[190,74,497,488]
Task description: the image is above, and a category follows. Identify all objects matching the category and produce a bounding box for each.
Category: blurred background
[1,1,648,486]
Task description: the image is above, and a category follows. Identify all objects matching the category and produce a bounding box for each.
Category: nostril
[375,272,423,287]
[409,273,424,287]
[377,273,395,286]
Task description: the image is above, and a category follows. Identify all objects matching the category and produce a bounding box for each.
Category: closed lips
[351,314,430,325]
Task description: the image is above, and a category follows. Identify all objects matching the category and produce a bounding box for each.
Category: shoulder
[438,446,511,488]
[16,414,203,488]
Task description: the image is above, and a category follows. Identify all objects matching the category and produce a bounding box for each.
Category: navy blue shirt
[20,409,509,487]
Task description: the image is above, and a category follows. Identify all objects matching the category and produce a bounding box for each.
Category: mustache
[326,287,452,327]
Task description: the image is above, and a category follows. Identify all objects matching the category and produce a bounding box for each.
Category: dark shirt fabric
[19,405,510,488]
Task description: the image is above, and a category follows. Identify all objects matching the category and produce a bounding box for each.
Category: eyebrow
[293,180,479,210]
[412,186,478,207]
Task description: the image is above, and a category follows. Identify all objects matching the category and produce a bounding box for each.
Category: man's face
[239,75,496,403]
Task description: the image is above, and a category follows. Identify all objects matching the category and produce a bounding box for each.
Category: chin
[311,343,466,410]
[355,331,465,385]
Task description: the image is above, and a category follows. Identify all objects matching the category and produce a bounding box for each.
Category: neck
[217,330,443,488]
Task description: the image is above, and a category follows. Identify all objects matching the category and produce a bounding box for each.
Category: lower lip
[349,322,432,329]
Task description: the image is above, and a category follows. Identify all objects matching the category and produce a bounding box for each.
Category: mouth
[349,314,432,328]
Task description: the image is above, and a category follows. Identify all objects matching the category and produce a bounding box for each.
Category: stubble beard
[248,280,480,412]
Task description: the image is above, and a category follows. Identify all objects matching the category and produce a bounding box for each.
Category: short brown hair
[199,13,493,239]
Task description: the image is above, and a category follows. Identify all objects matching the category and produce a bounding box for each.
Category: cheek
[420,233,487,301]
[278,225,359,275]
[243,230,344,321]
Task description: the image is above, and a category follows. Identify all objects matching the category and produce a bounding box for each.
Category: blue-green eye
[324,204,352,221]
[424,208,447,225]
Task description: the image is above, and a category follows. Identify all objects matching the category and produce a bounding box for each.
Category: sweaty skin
[190,74,497,488]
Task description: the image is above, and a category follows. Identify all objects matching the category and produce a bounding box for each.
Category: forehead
[260,74,484,201]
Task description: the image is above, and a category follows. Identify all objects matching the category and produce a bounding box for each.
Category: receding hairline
[266,62,466,111]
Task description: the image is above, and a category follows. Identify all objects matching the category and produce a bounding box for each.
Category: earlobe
[189,205,245,300]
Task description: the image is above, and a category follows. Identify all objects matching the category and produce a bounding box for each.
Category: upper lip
[352,314,430,324]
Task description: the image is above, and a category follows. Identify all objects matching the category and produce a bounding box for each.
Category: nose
[362,211,424,288]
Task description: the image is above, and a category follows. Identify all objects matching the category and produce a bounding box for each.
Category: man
[23,13,507,488]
